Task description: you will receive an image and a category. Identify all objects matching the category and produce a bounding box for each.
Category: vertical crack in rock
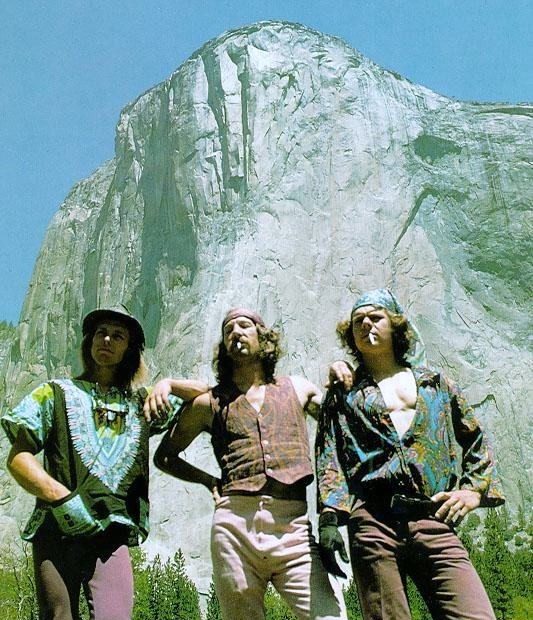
[391,187,435,253]
[134,86,198,345]
[201,49,231,212]
[227,44,250,198]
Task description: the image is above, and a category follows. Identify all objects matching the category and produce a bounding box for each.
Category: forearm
[7,451,70,503]
[155,451,218,491]
[144,379,209,423]
[168,379,209,401]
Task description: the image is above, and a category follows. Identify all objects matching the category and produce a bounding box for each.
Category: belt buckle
[390,494,410,515]
[390,493,435,517]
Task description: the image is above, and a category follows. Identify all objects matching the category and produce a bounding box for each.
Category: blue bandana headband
[351,288,427,367]
[352,288,404,315]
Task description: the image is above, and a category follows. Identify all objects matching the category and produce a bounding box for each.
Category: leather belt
[390,494,438,519]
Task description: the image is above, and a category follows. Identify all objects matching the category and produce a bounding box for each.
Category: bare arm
[153,392,219,496]
[289,375,323,421]
[143,378,209,421]
[7,436,70,503]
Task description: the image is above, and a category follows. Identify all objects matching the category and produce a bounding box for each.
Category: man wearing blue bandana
[2,308,206,620]
[316,289,505,620]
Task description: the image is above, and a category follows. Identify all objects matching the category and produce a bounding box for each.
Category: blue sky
[1,1,531,324]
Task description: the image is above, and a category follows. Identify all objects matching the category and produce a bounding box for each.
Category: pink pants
[211,495,347,620]
[349,502,496,620]
[32,530,133,620]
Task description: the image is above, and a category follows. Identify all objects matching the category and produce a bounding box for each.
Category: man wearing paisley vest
[151,308,347,620]
[2,308,206,620]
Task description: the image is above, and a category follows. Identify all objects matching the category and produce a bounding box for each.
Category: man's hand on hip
[431,489,481,526]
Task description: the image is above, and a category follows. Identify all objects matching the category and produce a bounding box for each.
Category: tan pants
[211,495,347,620]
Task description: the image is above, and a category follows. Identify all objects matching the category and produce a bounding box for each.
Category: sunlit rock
[1,21,531,590]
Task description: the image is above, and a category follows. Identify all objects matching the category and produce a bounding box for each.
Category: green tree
[512,595,533,620]
[478,508,513,620]
[264,585,297,620]
[406,577,431,620]
[516,480,532,533]
[459,511,482,568]
[0,543,38,620]
[205,581,223,620]
[131,547,152,620]
[342,579,362,620]
[516,502,527,536]
[132,549,201,620]
[510,546,533,619]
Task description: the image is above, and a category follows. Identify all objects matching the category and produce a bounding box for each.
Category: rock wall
[1,21,531,590]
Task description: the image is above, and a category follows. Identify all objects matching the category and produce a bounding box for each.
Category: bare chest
[245,385,266,413]
[377,370,417,438]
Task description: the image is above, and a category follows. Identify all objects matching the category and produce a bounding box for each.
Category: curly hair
[336,310,412,367]
[78,323,148,389]
[213,325,283,385]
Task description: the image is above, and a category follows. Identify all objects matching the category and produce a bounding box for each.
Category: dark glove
[318,510,349,578]
[50,492,103,537]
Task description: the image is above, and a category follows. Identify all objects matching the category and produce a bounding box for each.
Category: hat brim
[82,309,145,349]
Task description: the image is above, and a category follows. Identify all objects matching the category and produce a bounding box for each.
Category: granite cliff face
[1,21,531,589]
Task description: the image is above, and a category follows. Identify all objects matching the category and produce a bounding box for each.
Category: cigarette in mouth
[236,341,243,350]
[369,334,376,344]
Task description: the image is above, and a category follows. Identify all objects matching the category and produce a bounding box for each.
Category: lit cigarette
[369,333,376,345]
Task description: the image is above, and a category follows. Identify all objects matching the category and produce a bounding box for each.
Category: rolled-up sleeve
[1,383,55,453]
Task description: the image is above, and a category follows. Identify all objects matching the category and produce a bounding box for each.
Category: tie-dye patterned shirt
[1,379,178,543]
[316,367,504,521]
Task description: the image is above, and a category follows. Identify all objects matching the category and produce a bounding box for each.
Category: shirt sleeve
[445,376,505,507]
[315,387,353,522]
[1,383,55,453]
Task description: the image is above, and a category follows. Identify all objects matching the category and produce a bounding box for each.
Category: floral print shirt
[316,366,505,520]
